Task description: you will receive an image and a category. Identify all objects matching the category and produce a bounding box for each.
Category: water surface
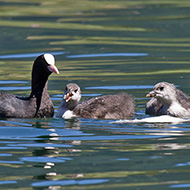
[0,0,190,189]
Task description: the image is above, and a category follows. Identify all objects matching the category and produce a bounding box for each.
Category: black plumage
[0,54,59,118]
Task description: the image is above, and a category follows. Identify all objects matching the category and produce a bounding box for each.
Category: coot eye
[160,87,164,91]
[74,89,78,93]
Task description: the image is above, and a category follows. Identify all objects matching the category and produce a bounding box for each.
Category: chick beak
[64,92,73,102]
[146,91,156,98]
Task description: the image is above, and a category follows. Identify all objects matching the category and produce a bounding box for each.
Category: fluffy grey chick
[146,82,190,118]
[56,83,134,120]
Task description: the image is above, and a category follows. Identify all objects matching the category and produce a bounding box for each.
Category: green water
[1,0,190,189]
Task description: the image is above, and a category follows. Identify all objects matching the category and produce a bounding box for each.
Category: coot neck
[30,62,51,98]
[29,63,51,117]
[30,77,49,98]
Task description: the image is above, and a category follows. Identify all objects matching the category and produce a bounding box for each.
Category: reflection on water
[85,85,154,90]
[0,81,28,84]
[67,53,148,58]
[0,86,30,91]
[1,0,190,189]
[0,51,65,59]
[0,118,190,189]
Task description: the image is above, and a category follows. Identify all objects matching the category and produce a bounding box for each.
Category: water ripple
[176,161,190,167]
[59,134,167,141]
[0,80,28,84]
[170,184,190,188]
[0,51,65,59]
[0,160,23,164]
[67,53,148,58]
[9,143,72,148]
[0,126,93,140]
[0,86,31,91]
[32,179,109,187]
[21,156,72,163]
[0,181,17,185]
[85,85,154,90]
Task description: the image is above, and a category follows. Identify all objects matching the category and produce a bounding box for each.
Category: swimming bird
[0,54,59,118]
[146,82,190,118]
[56,83,134,120]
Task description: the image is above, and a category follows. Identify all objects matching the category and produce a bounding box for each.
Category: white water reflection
[112,115,190,124]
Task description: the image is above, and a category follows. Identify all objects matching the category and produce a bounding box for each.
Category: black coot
[0,54,59,118]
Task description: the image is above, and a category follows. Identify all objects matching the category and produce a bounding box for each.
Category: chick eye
[160,87,164,91]
[74,89,78,93]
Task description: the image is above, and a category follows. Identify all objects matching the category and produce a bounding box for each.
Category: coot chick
[0,54,59,118]
[56,83,134,119]
[146,82,190,118]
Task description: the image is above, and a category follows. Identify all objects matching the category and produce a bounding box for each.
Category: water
[1,0,190,189]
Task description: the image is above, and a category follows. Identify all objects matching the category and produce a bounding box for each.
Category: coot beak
[64,92,73,102]
[146,91,156,98]
[48,65,59,74]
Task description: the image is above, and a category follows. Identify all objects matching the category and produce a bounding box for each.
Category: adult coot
[0,54,59,118]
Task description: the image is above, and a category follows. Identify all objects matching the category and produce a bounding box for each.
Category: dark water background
[1,0,190,189]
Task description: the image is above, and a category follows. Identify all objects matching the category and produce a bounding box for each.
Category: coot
[56,83,134,119]
[0,54,59,118]
[146,82,190,118]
